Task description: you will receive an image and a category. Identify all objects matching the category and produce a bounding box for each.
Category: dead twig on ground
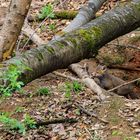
[36,118,77,127]
[108,77,140,92]
[108,65,140,71]
[53,71,79,81]
[74,103,108,124]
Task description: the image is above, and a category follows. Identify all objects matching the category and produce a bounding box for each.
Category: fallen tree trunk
[1,0,140,84]
[62,0,107,33]
[54,0,106,40]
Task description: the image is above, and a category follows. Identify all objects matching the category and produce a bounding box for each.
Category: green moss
[66,37,78,47]
[47,46,55,54]
[77,27,102,53]
[55,10,77,19]
[78,29,94,46]
[55,42,65,49]
[35,50,44,61]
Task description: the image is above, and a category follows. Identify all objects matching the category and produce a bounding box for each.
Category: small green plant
[112,130,122,136]
[38,4,55,20]
[72,81,83,92]
[37,87,50,96]
[23,114,36,129]
[14,106,25,113]
[0,60,31,96]
[0,113,36,135]
[0,114,26,134]
[65,82,72,100]
[48,23,56,31]
[64,81,83,100]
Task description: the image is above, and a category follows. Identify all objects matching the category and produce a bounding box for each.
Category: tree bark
[63,0,107,33]
[1,0,140,85]
[0,0,32,61]
[54,0,107,40]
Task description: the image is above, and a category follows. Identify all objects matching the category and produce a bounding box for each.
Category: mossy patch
[55,42,65,49]
[76,27,102,55]
[35,50,44,61]
[47,46,55,54]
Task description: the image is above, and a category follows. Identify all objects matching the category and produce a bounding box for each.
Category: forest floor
[0,0,140,140]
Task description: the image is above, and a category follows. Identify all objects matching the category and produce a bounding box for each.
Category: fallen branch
[53,0,106,40]
[84,127,94,140]
[22,22,46,47]
[69,63,107,101]
[108,65,140,71]
[75,103,108,124]
[63,0,107,33]
[53,71,79,81]
[53,71,110,100]
[28,10,78,22]
[36,118,77,127]
[108,77,140,92]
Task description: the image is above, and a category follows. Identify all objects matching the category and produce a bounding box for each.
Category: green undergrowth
[0,113,36,135]
[0,60,32,97]
[64,81,84,100]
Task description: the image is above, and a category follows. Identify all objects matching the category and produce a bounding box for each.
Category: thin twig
[75,103,108,124]
[108,65,140,71]
[53,71,80,81]
[108,77,140,92]
[36,118,78,127]
[20,1,60,51]
[21,15,49,52]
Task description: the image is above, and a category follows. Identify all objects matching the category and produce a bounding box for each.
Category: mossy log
[28,10,78,22]
[1,0,140,84]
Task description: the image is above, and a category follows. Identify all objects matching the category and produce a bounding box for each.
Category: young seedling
[0,60,31,97]
[64,81,84,100]
[0,113,36,135]
[72,81,83,93]
[38,4,55,20]
[23,114,36,129]
[14,106,25,113]
[37,87,50,96]
[64,82,72,100]
[0,114,26,134]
